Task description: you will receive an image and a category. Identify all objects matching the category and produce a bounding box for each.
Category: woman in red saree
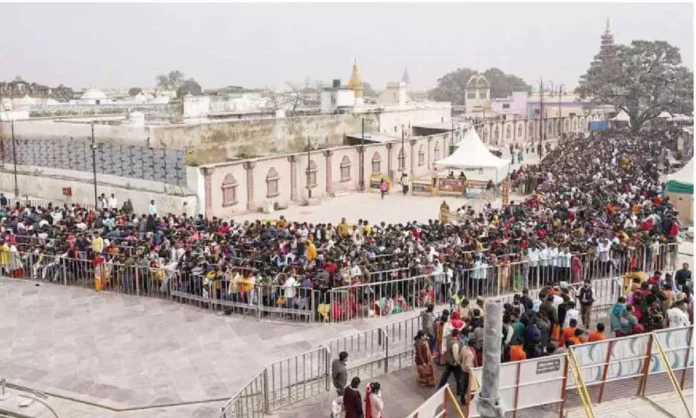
[414,331,435,386]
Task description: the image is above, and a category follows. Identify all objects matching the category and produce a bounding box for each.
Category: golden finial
[605,17,611,32]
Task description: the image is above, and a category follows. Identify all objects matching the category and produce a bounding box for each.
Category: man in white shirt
[596,238,611,278]
[548,245,559,283]
[528,247,540,288]
[283,276,297,308]
[148,200,157,217]
[109,194,118,210]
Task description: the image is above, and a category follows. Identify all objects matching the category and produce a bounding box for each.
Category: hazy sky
[0,2,692,91]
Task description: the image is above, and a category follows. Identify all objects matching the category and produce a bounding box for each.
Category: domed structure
[80,88,109,105]
[347,59,363,99]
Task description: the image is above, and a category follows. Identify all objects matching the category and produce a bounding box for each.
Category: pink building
[490,91,528,117]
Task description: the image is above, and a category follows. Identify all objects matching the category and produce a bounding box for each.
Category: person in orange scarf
[559,318,578,347]
[588,323,607,342]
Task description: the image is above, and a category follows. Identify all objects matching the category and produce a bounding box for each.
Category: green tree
[483,68,530,98]
[176,79,203,98]
[156,70,185,90]
[428,67,530,104]
[577,40,693,132]
[128,87,142,96]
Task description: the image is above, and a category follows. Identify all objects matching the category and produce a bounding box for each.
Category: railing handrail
[569,347,595,418]
[651,333,692,417]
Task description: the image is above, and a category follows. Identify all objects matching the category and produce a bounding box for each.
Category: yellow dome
[347,59,363,98]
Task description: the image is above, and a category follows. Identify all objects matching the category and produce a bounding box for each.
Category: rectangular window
[480,91,487,99]
[569,112,577,117]
[502,103,510,109]
[467,92,476,99]
[340,166,350,182]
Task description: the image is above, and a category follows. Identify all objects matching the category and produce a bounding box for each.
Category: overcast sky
[0,2,692,92]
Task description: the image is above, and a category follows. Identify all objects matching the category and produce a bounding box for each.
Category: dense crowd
[0,129,686,317]
[414,265,693,406]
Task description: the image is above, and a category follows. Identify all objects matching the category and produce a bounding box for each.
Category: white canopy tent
[435,128,510,182]
[657,111,673,119]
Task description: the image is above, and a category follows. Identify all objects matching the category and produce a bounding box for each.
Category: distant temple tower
[347,59,363,101]
[401,68,410,85]
[591,17,618,72]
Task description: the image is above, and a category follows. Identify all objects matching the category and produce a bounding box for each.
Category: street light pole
[11,119,18,197]
[360,118,365,191]
[557,84,565,137]
[91,122,98,208]
[306,136,312,199]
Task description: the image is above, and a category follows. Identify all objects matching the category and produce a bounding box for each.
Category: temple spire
[605,17,611,33]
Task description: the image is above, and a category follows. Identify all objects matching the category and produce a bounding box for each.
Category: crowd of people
[414,264,693,406]
[0,129,686,322]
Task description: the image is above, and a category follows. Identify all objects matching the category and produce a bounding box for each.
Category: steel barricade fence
[6,198,97,212]
[218,370,267,418]
[265,347,330,411]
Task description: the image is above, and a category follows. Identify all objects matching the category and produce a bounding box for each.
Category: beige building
[197,112,604,217]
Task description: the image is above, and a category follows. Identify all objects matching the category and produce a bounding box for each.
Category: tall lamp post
[91,122,98,208]
[306,136,312,199]
[359,118,365,191]
[532,77,548,157]
[10,119,19,197]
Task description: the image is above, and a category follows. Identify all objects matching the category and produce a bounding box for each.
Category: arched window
[506,125,512,139]
[483,128,489,142]
[418,145,425,166]
[305,160,318,188]
[517,124,523,138]
[371,152,382,174]
[548,120,553,135]
[398,147,406,171]
[221,174,238,207]
[266,168,280,198]
[434,143,441,161]
[528,124,533,138]
[564,119,569,130]
[340,156,351,182]
[572,119,577,130]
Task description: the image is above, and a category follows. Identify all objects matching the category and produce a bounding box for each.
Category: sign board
[412,181,433,195]
[438,178,465,195]
[535,358,561,374]
[465,180,488,198]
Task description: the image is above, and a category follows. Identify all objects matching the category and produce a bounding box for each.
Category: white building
[80,89,109,105]
[377,82,410,107]
[465,75,491,116]
[320,80,358,114]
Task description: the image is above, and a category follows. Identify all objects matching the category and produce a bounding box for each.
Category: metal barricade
[218,370,267,418]
[266,347,330,411]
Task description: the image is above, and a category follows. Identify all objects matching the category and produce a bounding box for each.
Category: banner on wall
[465,180,488,198]
[412,181,433,195]
[437,177,465,195]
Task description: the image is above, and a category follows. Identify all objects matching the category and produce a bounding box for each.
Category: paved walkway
[0,277,426,417]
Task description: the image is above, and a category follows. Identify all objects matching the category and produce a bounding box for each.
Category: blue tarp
[589,121,608,131]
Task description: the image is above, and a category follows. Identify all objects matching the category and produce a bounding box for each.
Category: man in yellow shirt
[0,240,9,274]
[91,232,104,256]
[337,218,350,237]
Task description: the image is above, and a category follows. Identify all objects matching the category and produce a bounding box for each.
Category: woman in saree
[414,331,435,386]
[433,310,450,365]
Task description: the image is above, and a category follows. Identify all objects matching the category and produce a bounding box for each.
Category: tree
[577,40,694,132]
[428,67,530,104]
[176,78,202,98]
[156,70,185,90]
[128,87,142,96]
[483,68,530,99]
